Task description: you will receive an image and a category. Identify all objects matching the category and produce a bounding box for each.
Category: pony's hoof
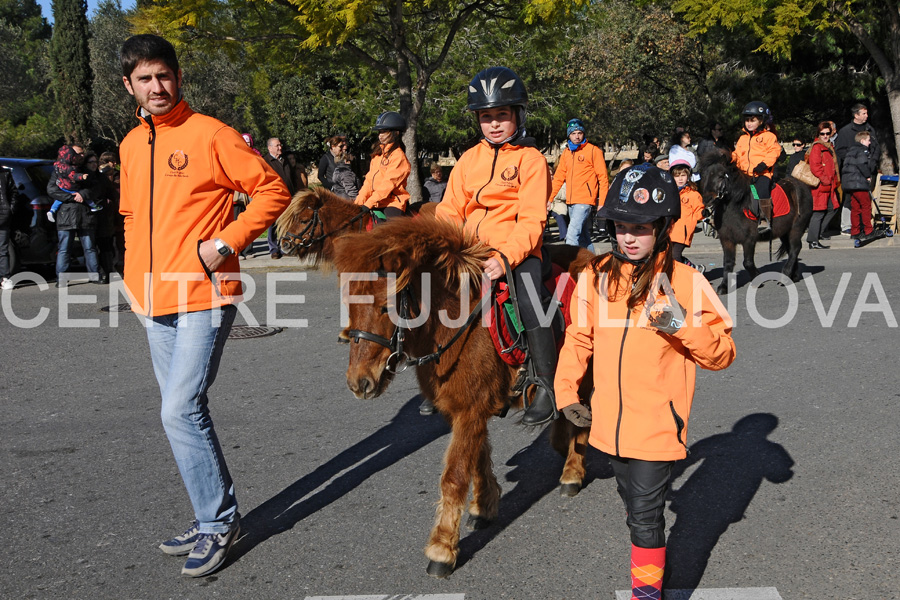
[559,483,582,497]
[465,514,493,530]
[426,560,455,578]
[716,284,728,295]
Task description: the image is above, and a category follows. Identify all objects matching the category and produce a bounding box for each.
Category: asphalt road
[1,237,898,600]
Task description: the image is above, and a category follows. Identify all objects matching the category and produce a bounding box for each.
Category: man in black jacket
[47,144,103,286]
[834,104,880,233]
[0,166,16,289]
[264,137,294,259]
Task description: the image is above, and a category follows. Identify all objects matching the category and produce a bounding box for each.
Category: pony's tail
[775,242,789,260]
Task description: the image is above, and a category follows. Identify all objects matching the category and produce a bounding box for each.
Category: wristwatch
[213,238,234,256]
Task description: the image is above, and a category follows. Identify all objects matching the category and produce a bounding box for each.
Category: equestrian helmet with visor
[597,164,681,225]
[741,101,770,120]
[372,111,407,132]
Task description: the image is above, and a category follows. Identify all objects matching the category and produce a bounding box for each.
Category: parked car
[0,157,57,271]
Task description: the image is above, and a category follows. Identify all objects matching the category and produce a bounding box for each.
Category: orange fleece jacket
[732,129,781,179]
[120,100,291,316]
[355,146,411,211]
[549,142,610,207]
[555,260,735,461]
[436,139,550,269]
[670,187,705,246]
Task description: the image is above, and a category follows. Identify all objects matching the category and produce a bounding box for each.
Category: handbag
[792,157,820,187]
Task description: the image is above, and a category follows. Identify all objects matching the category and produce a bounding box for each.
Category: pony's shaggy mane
[333,215,491,291]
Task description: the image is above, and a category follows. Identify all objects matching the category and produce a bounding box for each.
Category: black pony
[699,152,813,294]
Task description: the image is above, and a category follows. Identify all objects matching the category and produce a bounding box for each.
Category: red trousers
[848,190,873,236]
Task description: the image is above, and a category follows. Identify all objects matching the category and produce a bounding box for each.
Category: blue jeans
[550,211,568,242]
[565,203,595,252]
[146,305,238,534]
[56,229,100,279]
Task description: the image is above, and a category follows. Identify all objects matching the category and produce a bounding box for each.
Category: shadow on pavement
[228,394,450,563]
[666,413,794,590]
[704,262,824,291]
[454,426,615,571]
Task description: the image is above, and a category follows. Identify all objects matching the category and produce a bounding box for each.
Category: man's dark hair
[850,103,868,116]
[120,34,179,80]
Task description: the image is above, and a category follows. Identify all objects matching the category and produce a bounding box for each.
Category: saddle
[743,183,791,221]
[485,262,576,367]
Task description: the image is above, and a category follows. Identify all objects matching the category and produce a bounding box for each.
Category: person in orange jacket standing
[119,35,291,578]
[355,111,411,220]
[732,101,782,234]
[549,118,610,249]
[554,164,735,599]
[668,157,706,272]
[436,66,557,425]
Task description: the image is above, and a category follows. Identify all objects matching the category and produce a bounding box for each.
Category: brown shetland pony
[275,187,438,264]
[332,215,592,578]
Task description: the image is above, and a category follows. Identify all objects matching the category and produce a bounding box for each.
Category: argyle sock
[631,544,665,600]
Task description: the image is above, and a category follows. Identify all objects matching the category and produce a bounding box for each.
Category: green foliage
[49,0,93,145]
[0,113,61,157]
[89,0,136,147]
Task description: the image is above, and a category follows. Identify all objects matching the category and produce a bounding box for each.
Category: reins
[347,270,491,374]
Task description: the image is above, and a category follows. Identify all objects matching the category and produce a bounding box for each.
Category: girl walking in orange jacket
[668,157,706,272]
[356,111,410,219]
[436,66,556,425]
[732,101,782,233]
[555,164,736,599]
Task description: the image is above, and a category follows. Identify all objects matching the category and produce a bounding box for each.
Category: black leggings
[608,454,674,548]
[510,254,552,329]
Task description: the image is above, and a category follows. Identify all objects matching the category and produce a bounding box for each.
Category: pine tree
[49,0,93,145]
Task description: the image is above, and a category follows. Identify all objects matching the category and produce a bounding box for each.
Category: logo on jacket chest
[166,150,189,178]
[497,165,518,188]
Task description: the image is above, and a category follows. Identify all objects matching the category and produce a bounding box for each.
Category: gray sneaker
[158,521,200,556]
[181,521,240,577]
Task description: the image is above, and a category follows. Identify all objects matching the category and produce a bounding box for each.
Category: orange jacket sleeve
[495,150,550,268]
[592,145,609,206]
[210,128,292,253]
[555,269,596,409]
[549,149,569,201]
[668,272,736,371]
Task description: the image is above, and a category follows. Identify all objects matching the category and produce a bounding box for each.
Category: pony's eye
[380,305,389,314]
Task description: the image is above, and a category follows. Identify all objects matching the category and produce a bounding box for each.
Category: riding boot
[757,197,773,234]
[520,326,559,426]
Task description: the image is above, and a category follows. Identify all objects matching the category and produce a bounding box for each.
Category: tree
[50,0,93,145]
[132,0,587,201]
[90,0,136,146]
[673,0,899,171]
[0,0,58,156]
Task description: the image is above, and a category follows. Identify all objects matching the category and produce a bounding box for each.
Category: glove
[561,403,592,428]
[647,299,688,335]
[701,208,710,218]
[753,162,768,175]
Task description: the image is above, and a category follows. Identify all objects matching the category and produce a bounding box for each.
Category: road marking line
[616,588,783,600]
[305,595,465,600]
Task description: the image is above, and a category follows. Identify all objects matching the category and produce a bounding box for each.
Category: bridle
[280,203,372,254]
[346,271,490,374]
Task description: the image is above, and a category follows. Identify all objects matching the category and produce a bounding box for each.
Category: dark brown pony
[699,152,813,294]
[332,216,591,578]
[275,187,438,264]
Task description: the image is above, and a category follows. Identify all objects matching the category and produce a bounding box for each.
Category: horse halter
[346,271,488,375]
[279,204,371,255]
[714,173,729,201]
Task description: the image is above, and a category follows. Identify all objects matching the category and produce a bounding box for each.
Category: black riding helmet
[372,111,407,132]
[741,101,770,120]
[598,164,681,263]
[467,66,528,142]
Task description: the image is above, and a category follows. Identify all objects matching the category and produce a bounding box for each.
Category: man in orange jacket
[119,34,291,578]
[549,118,609,250]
